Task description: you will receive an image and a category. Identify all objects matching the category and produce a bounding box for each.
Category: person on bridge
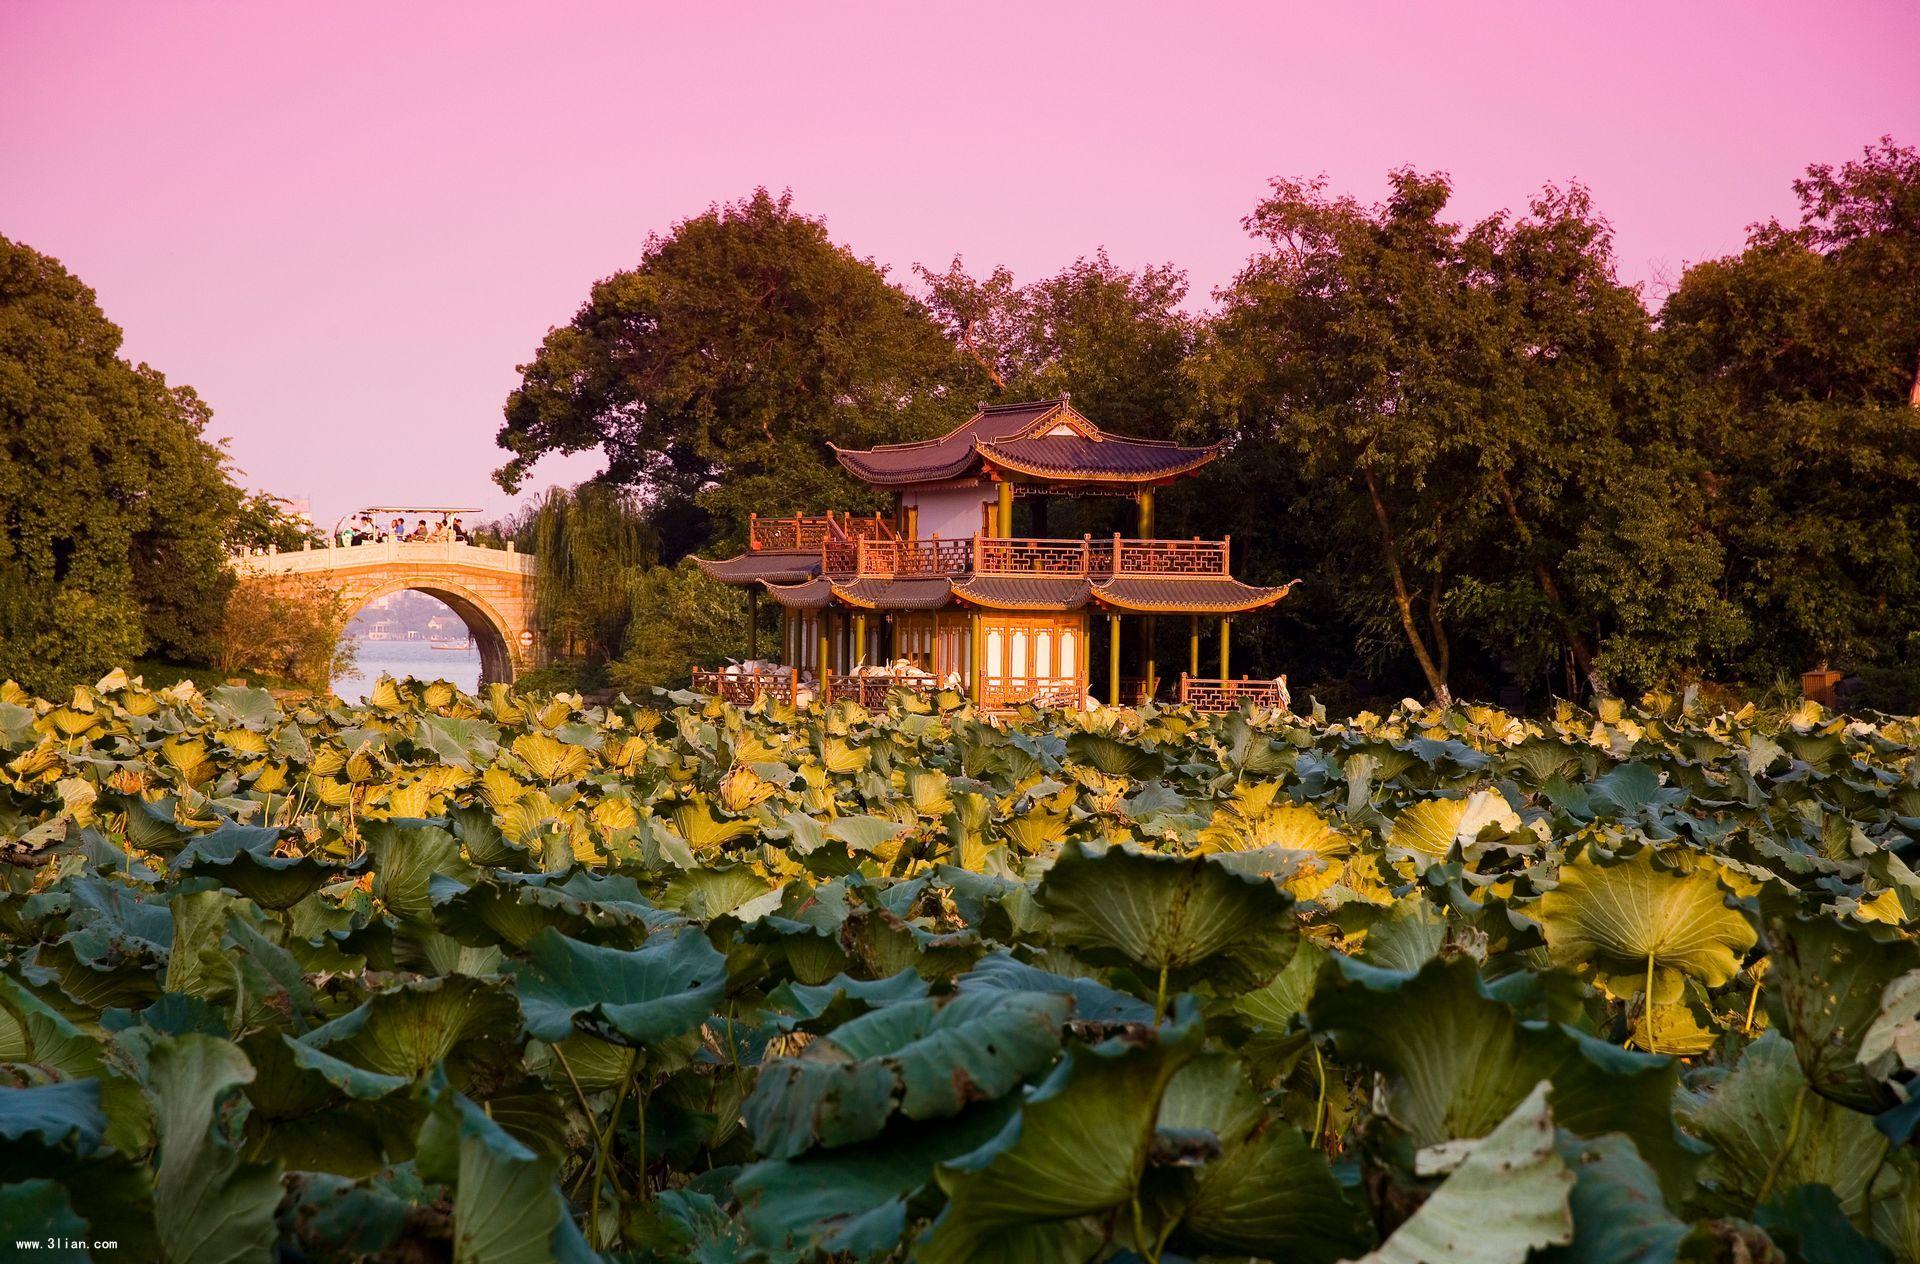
[451,517,468,542]
[337,521,358,546]
[390,516,406,540]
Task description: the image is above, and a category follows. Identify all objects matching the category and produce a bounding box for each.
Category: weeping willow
[529,484,657,666]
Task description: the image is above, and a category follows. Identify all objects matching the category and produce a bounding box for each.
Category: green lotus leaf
[735,1097,1020,1262]
[415,1080,593,1264]
[1588,762,1665,818]
[1536,849,1755,1002]
[1538,1133,1689,1264]
[171,821,350,910]
[366,817,478,927]
[510,925,724,1047]
[1035,843,1298,992]
[916,1006,1205,1264]
[298,975,522,1085]
[1152,1052,1370,1260]
[745,988,1070,1159]
[956,952,1155,1028]
[1762,900,1920,1111]
[765,969,931,1029]
[1754,1183,1891,1264]
[1309,954,1700,1199]
[1351,1081,1573,1264]
[102,790,194,853]
[1682,1032,1888,1219]
[1064,731,1162,779]
[147,1034,283,1264]
[0,973,150,1153]
[276,1172,414,1260]
[0,1179,90,1259]
[0,1078,104,1152]
[414,713,502,771]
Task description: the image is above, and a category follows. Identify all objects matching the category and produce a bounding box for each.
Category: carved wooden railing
[856,537,973,579]
[689,668,801,707]
[1107,536,1230,578]
[826,672,942,708]
[982,675,1083,709]
[1178,674,1288,712]
[972,536,1094,577]
[748,512,896,552]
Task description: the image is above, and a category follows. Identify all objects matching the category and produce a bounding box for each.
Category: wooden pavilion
[693,396,1295,710]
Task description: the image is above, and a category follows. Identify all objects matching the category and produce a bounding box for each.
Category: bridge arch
[348,578,520,685]
[232,539,538,689]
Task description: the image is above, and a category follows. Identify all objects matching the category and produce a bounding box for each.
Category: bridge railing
[231,538,537,576]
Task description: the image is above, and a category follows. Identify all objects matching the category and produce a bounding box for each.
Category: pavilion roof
[695,550,822,586]
[1091,576,1298,614]
[950,576,1093,611]
[829,578,955,610]
[831,396,1217,488]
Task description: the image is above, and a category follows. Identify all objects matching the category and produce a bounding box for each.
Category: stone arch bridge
[234,539,537,684]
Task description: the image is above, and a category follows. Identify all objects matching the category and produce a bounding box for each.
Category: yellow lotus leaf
[366,677,404,711]
[512,733,590,783]
[474,770,519,814]
[1226,779,1284,819]
[605,735,650,772]
[8,744,63,782]
[500,794,561,844]
[310,776,353,809]
[1855,887,1907,926]
[382,781,433,819]
[1536,849,1757,1002]
[670,797,758,854]
[719,765,778,814]
[309,747,346,778]
[120,691,158,718]
[161,737,210,777]
[904,766,953,818]
[106,767,149,795]
[1200,801,1347,857]
[1629,995,1722,1056]
[1000,807,1069,855]
[485,682,524,722]
[1388,791,1520,857]
[217,728,270,756]
[421,680,454,709]
[252,763,289,794]
[1280,853,1343,902]
[534,697,575,730]
[820,738,870,776]
[46,707,101,738]
[590,796,637,834]
[732,730,787,765]
[344,749,377,784]
[415,765,466,796]
[56,777,96,823]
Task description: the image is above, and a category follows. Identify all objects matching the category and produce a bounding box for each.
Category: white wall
[904,485,994,539]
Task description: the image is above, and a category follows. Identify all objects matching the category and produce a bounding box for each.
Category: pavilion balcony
[747,512,896,553]
[1176,673,1289,712]
[970,534,1233,580]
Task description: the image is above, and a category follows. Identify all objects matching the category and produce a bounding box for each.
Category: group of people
[336,513,471,546]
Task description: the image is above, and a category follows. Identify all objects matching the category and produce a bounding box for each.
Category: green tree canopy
[1661,138,1920,675]
[0,236,242,692]
[495,189,972,556]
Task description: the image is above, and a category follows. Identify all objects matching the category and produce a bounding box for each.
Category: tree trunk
[1495,471,1598,697]
[1362,468,1452,705]
[1909,346,1920,409]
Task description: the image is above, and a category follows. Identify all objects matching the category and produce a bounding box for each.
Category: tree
[526,483,657,668]
[496,190,971,556]
[0,235,242,693]
[1661,138,1920,677]
[608,561,748,690]
[218,575,356,691]
[1195,171,1738,703]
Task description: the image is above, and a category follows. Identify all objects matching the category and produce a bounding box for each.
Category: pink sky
[4,2,1916,529]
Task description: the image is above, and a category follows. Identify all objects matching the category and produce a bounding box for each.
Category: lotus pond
[4,671,1920,1262]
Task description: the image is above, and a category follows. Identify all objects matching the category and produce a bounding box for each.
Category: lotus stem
[1153,964,1169,1026]
[1312,1041,1329,1149]
[1743,975,1762,1035]
[1644,953,1657,1051]
[1756,1082,1809,1206]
